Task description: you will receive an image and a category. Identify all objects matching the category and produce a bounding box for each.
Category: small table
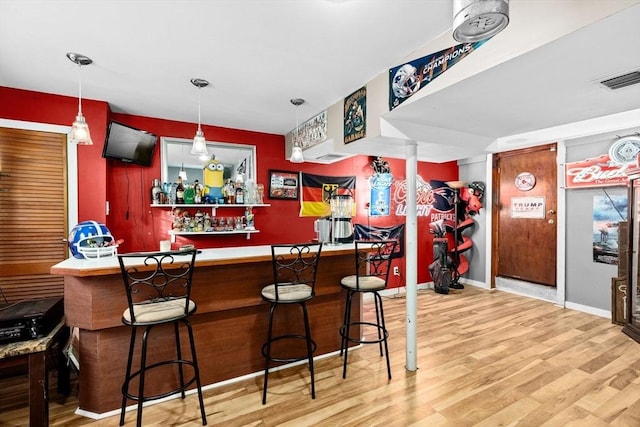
[0,319,70,427]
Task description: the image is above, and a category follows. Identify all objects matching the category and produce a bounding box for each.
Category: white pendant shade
[190,78,210,157]
[67,52,93,145]
[191,129,209,156]
[69,113,93,145]
[179,162,188,180]
[289,97,305,164]
[290,145,304,163]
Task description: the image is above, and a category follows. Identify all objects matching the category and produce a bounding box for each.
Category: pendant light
[179,163,188,181]
[290,98,305,164]
[66,52,93,145]
[190,78,210,157]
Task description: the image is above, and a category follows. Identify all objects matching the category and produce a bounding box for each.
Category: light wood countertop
[50,243,356,277]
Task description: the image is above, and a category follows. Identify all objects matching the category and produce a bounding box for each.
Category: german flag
[300,173,356,217]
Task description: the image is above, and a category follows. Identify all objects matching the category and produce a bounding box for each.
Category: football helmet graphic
[392,64,421,99]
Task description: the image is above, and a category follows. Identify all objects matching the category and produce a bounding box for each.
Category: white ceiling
[1,0,639,163]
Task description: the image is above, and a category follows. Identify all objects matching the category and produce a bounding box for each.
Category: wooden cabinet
[624,170,640,342]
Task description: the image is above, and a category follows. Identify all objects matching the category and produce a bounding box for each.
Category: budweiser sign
[564,154,630,189]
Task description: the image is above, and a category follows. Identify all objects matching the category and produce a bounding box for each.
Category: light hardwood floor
[2,286,640,426]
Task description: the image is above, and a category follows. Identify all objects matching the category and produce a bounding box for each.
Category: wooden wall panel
[0,128,67,303]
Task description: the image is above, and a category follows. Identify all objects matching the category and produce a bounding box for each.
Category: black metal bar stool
[339,239,398,380]
[260,242,323,404]
[117,249,207,427]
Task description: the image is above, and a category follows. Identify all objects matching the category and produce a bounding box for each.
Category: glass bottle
[184,184,195,204]
[235,181,244,204]
[193,179,202,204]
[151,178,162,204]
[176,175,185,204]
[226,179,235,204]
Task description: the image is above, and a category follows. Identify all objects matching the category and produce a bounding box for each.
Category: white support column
[405,141,418,371]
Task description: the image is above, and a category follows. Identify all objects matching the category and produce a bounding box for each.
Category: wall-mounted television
[102,121,157,167]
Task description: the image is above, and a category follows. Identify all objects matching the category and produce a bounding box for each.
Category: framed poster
[344,86,366,144]
[268,170,299,200]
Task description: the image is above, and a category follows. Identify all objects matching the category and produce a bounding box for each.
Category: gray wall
[564,130,637,311]
[458,156,488,283]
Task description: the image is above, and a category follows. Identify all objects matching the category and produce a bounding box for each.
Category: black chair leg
[342,290,354,379]
[340,289,351,356]
[184,318,207,425]
[174,321,186,399]
[120,327,137,426]
[301,302,315,399]
[137,326,152,427]
[374,293,384,357]
[377,293,391,380]
[262,304,276,404]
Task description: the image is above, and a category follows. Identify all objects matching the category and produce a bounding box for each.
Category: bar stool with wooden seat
[260,242,323,404]
[339,239,398,380]
[117,249,207,427]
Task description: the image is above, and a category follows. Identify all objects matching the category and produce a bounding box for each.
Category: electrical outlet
[393,266,400,276]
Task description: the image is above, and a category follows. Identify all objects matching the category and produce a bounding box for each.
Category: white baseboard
[565,301,611,319]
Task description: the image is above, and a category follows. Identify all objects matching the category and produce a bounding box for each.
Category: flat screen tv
[102,121,157,166]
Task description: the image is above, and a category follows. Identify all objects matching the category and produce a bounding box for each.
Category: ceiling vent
[600,71,640,90]
[302,139,355,164]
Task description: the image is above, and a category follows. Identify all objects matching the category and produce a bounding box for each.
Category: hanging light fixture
[66,52,94,145]
[190,78,210,157]
[179,163,188,181]
[290,98,305,164]
[452,0,509,43]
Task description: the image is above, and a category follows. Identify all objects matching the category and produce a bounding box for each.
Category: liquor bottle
[184,184,195,204]
[226,179,235,204]
[176,176,185,204]
[193,179,202,204]
[151,179,162,204]
[235,182,244,204]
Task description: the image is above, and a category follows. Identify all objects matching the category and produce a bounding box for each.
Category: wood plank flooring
[2,286,640,426]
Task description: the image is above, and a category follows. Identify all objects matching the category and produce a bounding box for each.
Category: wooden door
[492,144,557,287]
[0,127,67,302]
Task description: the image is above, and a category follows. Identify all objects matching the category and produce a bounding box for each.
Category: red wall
[0,86,110,222]
[1,86,458,287]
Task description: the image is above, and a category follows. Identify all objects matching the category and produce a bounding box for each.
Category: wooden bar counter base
[50,244,360,416]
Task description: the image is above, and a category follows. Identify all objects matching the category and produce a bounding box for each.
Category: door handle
[547,209,556,215]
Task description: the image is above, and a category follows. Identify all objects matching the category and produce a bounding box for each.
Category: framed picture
[269,170,299,200]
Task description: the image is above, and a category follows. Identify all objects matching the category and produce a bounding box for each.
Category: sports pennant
[389,40,487,110]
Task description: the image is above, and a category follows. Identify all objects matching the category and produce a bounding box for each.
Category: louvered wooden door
[0,127,67,302]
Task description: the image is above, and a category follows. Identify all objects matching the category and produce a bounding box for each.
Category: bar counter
[50,244,359,416]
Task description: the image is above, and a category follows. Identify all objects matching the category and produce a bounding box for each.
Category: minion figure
[203,158,225,203]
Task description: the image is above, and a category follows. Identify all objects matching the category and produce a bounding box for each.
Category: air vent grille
[600,71,640,90]
[317,154,348,161]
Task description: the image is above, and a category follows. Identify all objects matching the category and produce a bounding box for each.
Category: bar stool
[117,249,207,427]
[260,242,323,404]
[340,239,398,380]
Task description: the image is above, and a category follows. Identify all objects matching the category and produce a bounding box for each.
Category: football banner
[354,223,405,259]
[389,40,487,111]
[300,172,356,217]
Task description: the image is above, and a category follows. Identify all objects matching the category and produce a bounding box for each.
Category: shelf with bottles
[168,229,260,241]
[151,202,270,216]
[167,205,260,243]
